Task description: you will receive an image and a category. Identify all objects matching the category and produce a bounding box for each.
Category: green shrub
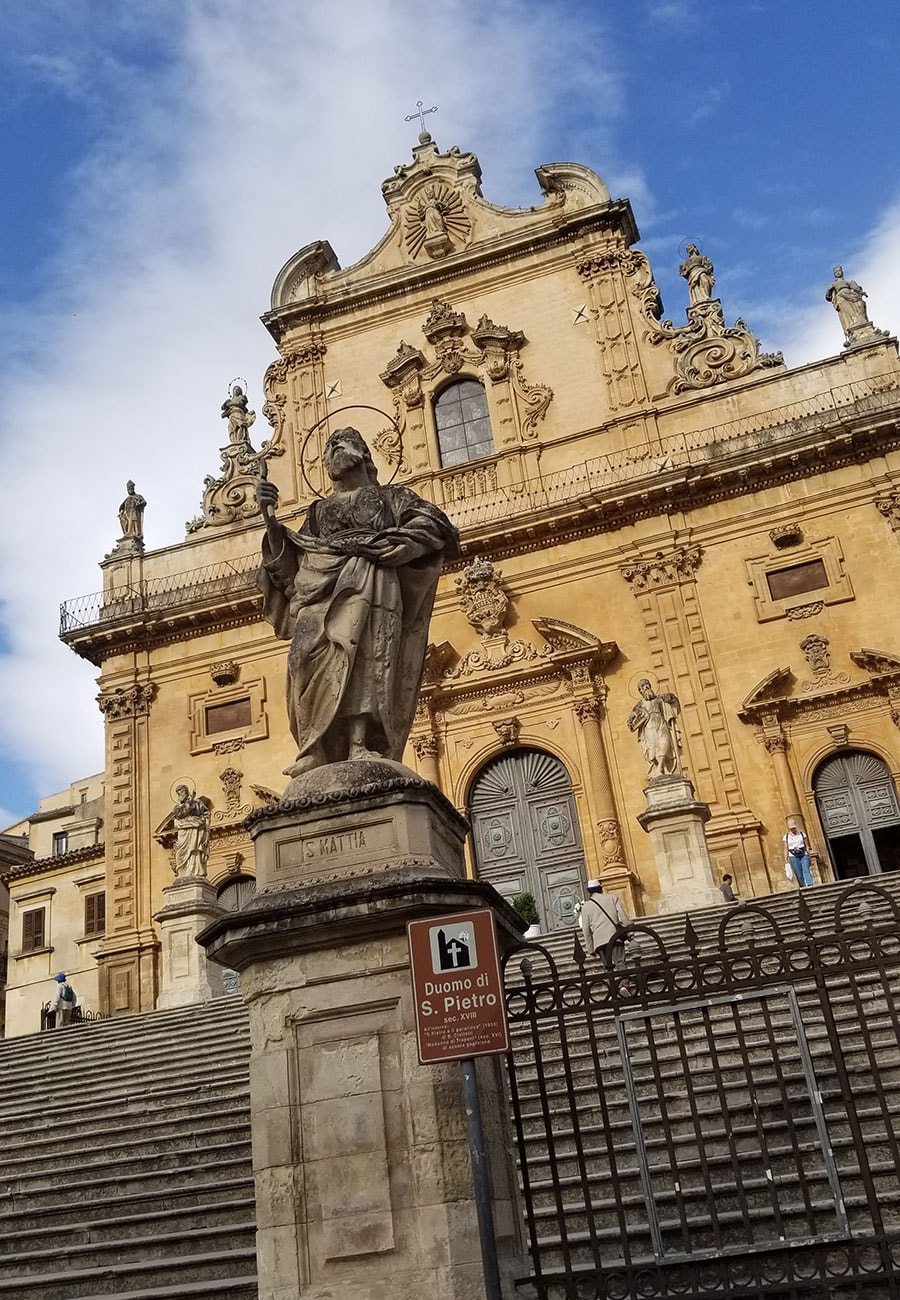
[511,891,540,926]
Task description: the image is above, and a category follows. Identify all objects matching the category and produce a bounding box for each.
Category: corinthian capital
[97,683,155,720]
[621,545,703,593]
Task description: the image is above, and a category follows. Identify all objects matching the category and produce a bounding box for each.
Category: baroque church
[3,129,900,1034]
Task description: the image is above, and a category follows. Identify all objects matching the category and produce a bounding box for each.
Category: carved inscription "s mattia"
[274,818,397,874]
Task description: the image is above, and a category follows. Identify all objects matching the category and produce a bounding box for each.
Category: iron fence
[503,884,900,1299]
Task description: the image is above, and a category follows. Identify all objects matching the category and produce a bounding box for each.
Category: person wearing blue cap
[48,973,78,1028]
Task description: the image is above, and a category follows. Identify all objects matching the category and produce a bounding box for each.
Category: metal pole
[460,1056,503,1300]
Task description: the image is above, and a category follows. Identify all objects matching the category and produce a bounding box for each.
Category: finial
[405,99,437,141]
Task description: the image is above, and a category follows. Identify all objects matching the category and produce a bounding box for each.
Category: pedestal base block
[249,759,469,891]
[199,780,527,1300]
[638,775,722,912]
[154,876,227,1009]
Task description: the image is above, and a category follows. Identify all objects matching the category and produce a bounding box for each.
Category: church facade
[5,132,900,1028]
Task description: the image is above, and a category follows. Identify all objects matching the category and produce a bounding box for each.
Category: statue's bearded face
[638,680,654,700]
[323,429,375,482]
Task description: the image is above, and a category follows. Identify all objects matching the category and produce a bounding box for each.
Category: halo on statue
[228,376,248,396]
[170,778,196,802]
[299,405,403,500]
[677,238,704,258]
[627,670,660,697]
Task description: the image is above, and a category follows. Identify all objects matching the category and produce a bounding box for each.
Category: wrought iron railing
[503,882,900,1300]
[40,1003,105,1031]
[60,554,260,635]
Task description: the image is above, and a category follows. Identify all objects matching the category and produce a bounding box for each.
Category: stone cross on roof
[404,99,437,139]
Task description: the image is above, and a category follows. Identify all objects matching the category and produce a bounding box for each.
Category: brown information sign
[407,908,510,1064]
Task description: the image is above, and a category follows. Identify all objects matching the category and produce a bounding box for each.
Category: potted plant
[512,891,541,939]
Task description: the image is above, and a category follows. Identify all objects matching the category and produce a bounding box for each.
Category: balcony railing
[60,555,261,635]
[60,372,899,636]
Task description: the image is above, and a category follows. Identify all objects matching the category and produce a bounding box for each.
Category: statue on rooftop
[679,243,716,306]
[826,266,885,347]
[627,679,682,781]
[256,427,458,776]
[221,385,256,446]
[118,481,146,540]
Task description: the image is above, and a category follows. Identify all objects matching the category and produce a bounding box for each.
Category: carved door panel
[471,749,588,930]
[814,752,900,877]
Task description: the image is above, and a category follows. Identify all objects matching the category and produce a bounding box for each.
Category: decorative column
[763,733,804,826]
[410,732,441,786]
[573,696,638,912]
[96,683,160,1017]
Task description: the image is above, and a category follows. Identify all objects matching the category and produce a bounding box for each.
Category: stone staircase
[0,878,897,1297]
[505,876,900,1291]
[0,997,257,1299]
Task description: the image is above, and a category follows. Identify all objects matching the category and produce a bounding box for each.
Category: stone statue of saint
[221,386,256,445]
[679,243,715,306]
[118,481,146,539]
[256,427,459,776]
[826,266,881,346]
[627,679,682,780]
[171,785,211,877]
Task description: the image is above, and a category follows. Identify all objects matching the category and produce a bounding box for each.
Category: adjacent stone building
[6,131,900,1024]
[1,775,105,1035]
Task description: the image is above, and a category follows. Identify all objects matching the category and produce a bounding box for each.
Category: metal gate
[503,885,900,1300]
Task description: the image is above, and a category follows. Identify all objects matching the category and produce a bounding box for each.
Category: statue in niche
[171,785,211,877]
[221,385,256,446]
[256,428,458,776]
[826,266,882,346]
[679,243,715,306]
[118,481,146,539]
[627,679,682,781]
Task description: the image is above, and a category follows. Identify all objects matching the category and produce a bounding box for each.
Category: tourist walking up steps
[580,879,630,970]
[783,819,815,888]
[48,973,78,1028]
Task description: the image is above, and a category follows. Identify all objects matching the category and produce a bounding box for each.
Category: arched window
[434,379,493,466]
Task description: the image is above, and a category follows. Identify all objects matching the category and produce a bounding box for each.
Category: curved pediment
[741,666,794,711]
[268,137,624,313]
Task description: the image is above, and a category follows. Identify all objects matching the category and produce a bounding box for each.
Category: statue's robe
[258,483,458,764]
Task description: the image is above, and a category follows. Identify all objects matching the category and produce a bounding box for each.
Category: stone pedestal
[637,775,721,912]
[198,760,527,1300]
[154,876,227,1009]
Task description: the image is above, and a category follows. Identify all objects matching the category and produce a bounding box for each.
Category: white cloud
[0,0,621,803]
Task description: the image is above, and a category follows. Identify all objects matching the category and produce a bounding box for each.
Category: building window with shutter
[22,908,46,953]
[52,831,68,855]
[84,892,106,938]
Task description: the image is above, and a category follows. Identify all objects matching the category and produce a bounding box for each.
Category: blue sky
[0,0,898,824]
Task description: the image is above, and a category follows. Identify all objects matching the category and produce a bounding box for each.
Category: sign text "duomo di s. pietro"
[407,908,510,1064]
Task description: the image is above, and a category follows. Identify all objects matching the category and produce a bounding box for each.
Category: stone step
[0,1070,251,1127]
[0,1221,257,1280]
[0,1247,258,1299]
[0,1188,256,1240]
[0,1127,252,1181]
[1,1104,251,1162]
[6,1139,252,1197]
[6,1159,253,1214]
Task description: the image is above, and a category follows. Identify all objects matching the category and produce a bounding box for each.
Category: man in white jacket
[48,973,78,1028]
[579,879,630,969]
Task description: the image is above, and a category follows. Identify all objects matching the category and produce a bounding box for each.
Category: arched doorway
[469,748,588,930]
[813,751,900,877]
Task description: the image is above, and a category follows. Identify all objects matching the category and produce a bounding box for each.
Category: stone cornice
[1,841,104,887]
[738,670,900,725]
[261,202,638,342]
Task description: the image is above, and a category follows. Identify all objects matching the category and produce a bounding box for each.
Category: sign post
[407,908,510,1300]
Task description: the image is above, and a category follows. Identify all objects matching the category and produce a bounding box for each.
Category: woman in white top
[783,819,814,888]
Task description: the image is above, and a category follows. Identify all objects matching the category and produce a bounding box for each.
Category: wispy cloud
[0,0,621,804]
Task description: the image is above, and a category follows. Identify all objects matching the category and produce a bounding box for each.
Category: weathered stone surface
[637,775,721,911]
